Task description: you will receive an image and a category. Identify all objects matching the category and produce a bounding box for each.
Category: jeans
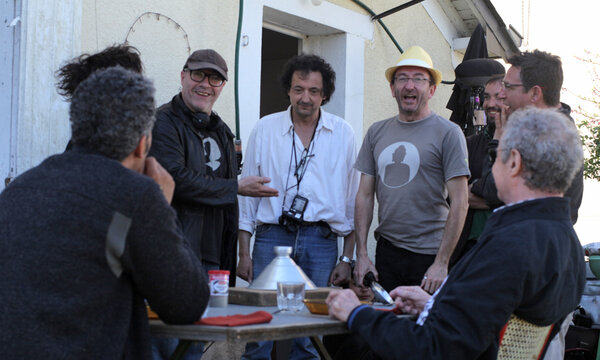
[151,261,219,360]
[242,223,337,360]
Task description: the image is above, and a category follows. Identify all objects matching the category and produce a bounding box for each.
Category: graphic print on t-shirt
[203,136,222,171]
[377,142,419,188]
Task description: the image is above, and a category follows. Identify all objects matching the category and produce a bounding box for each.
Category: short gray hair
[69,66,155,161]
[499,107,583,193]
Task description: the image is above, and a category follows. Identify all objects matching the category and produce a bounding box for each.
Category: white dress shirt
[239,107,359,236]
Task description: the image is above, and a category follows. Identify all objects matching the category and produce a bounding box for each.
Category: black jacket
[471,103,584,224]
[451,124,497,265]
[350,197,585,359]
[0,149,209,359]
[149,94,239,284]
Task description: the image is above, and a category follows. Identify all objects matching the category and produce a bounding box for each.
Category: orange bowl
[304,299,329,315]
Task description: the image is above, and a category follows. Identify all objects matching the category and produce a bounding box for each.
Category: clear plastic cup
[276,281,305,312]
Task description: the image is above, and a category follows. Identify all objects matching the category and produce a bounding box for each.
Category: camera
[279,195,309,231]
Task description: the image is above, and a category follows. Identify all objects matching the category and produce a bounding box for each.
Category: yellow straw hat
[385,46,443,85]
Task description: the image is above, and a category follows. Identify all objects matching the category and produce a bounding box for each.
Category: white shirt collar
[281,106,334,136]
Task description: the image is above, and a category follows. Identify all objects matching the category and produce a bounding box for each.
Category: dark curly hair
[56,44,143,101]
[280,54,336,105]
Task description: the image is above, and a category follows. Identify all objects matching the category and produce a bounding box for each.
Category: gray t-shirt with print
[355,113,470,254]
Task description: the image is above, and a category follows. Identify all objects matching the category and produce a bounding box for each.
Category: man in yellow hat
[354,46,470,295]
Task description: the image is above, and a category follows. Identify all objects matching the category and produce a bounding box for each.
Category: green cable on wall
[232,0,450,141]
[234,0,244,141]
[349,0,404,53]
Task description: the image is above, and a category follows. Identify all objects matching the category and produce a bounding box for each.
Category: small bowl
[146,304,159,319]
[304,299,329,315]
[589,255,600,279]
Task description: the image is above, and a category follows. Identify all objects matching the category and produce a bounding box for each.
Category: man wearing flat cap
[354,46,470,295]
[149,49,277,358]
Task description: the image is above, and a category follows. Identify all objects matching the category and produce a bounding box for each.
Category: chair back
[497,314,554,360]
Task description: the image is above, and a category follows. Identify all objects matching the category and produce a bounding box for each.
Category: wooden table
[150,304,411,359]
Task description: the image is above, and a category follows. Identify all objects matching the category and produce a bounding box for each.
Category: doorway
[260,28,300,118]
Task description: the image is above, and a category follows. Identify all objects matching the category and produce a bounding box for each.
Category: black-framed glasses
[393,76,431,86]
[184,69,225,87]
[502,81,524,90]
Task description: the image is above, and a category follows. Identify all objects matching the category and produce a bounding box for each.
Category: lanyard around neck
[283,117,319,204]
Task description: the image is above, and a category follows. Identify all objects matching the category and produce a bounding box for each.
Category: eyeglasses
[184,69,225,87]
[394,76,431,86]
[502,81,525,90]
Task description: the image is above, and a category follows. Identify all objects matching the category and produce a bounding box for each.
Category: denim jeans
[151,261,219,360]
[242,223,337,360]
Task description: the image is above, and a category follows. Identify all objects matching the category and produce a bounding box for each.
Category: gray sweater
[0,148,209,359]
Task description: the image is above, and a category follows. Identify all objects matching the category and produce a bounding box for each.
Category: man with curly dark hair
[238,54,359,359]
[55,44,143,101]
[55,44,144,151]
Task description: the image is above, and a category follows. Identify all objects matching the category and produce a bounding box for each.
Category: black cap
[184,49,228,81]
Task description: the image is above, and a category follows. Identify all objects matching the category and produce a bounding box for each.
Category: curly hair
[507,50,563,107]
[280,54,336,105]
[56,44,143,101]
[499,107,583,193]
[69,67,155,161]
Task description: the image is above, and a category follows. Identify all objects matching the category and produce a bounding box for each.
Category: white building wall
[0,0,20,189]
[14,0,81,182]
[4,0,482,268]
[80,0,239,118]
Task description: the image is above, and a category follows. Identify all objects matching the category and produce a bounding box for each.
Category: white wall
[0,0,20,190]
[14,0,81,180]
[239,0,372,152]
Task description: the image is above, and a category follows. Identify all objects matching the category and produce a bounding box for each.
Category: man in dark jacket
[326,107,586,359]
[148,49,277,358]
[0,67,209,359]
[149,49,277,280]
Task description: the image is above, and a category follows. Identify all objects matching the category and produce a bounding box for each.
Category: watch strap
[339,255,352,264]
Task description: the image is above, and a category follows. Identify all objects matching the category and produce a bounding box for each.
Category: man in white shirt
[238,54,359,360]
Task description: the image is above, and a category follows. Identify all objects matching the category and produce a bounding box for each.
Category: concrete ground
[202,341,246,360]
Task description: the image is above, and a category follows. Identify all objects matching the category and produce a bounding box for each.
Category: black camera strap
[282,117,318,215]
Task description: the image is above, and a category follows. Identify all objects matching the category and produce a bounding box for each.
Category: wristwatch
[339,255,352,264]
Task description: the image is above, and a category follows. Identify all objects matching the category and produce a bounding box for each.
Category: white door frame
[238,0,373,149]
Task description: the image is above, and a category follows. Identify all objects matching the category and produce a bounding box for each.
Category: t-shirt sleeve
[354,126,376,176]
[442,124,470,182]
